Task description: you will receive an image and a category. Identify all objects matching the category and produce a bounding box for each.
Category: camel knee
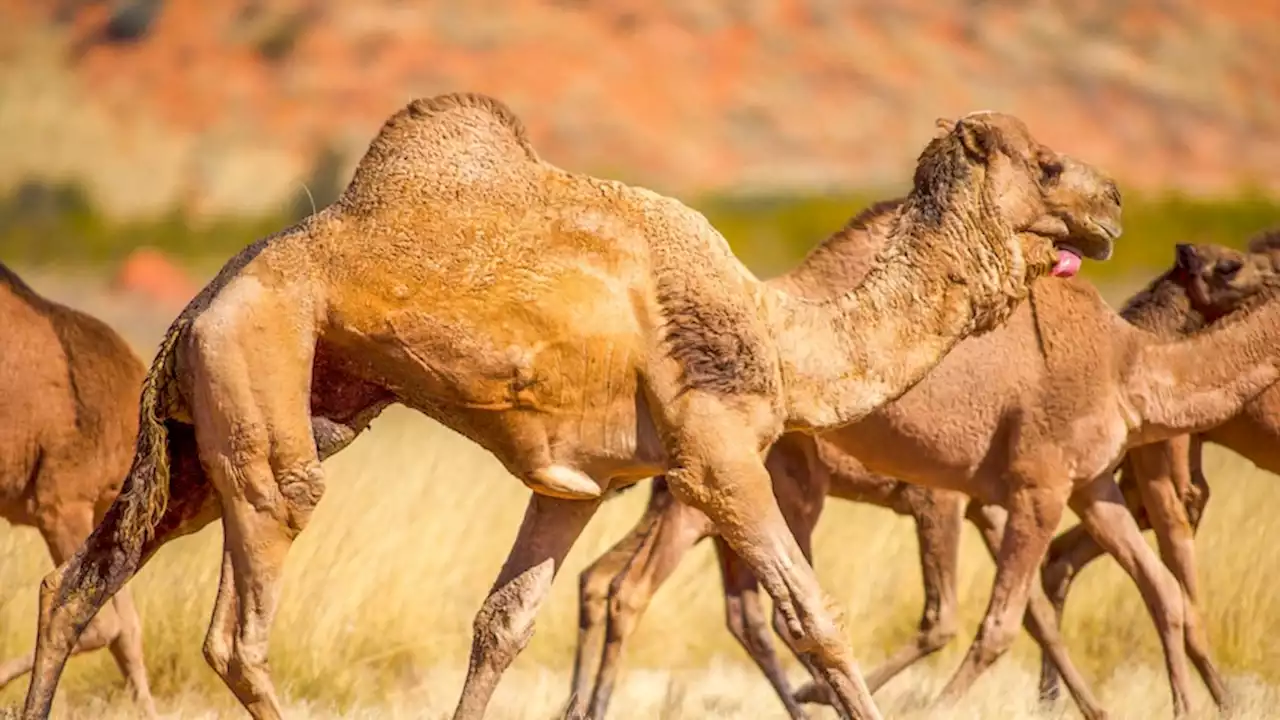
[276,461,326,535]
[217,636,272,692]
[36,570,75,650]
[973,615,1019,666]
[728,595,774,658]
[1150,571,1186,634]
[918,603,959,652]
[1041,558,1074,610]
[772,596,843,658]
[1184,474,1210,529]
[202,628,234,678]
[723,596,754,651]
[471,567,554,670]
[604,577,649,641]
[578,566,613,629]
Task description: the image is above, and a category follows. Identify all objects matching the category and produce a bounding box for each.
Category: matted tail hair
[114,318,189,545]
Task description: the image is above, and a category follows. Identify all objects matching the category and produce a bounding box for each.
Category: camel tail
[115,318,188,546]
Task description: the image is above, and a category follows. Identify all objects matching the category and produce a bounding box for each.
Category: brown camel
[567,212,1280,719]
[0,264,155,716]
[17,94,1121,720]
[1039,232,1280,702]
[568,156,1126,719]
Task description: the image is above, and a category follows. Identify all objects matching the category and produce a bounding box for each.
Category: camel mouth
[1059,218,1117,263]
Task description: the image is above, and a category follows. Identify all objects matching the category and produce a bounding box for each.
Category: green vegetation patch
[0,180,1277,280]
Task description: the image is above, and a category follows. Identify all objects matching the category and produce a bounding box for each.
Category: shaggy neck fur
[762,138,1034,430]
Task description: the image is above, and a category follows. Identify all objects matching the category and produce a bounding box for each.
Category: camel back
[1119,268,1205,337]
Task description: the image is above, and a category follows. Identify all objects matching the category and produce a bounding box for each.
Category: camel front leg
[1128,440,1229,710]
[452,494,600,720]
[933,484,1067,710]
[714,539,809,720]
[664,412,880,720]
[1070,473,1194,717]
[1038,434,1210,703]
[964,502,1107,720]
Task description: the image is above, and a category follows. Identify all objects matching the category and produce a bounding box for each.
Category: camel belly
[1205,390,1280,475]
[323,290,661,495]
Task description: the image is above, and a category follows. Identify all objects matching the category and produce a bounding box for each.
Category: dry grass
[3,277,1280,719]
[1,410,1279,719]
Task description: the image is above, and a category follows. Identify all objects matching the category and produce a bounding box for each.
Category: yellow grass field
[3,275,1280,719]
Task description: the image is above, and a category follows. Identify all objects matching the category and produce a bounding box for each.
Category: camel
[568,157,1128,719]
[1038,232,1280,702]
[0,264,155,716]
[566,209,1280,719]
[16,94,1123,720]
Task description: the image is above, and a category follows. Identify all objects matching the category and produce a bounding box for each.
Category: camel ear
[933,117,954,138]
[954,117,994,161]
[1175,243,1203,274]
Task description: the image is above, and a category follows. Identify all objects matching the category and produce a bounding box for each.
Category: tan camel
[567,212,1280,718]
[18,94,1121,720]
[0,264,155,716]
[1039,233,1280,702]
[568,157,1126,719]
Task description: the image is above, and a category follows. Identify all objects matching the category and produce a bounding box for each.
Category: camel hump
[340,92,540,213]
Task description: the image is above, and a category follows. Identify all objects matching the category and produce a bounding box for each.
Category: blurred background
[3,2,1280,718]
[3,1,1280,316]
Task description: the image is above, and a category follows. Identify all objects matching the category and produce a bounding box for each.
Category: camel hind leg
[863,488,965,693]
[577,479,715,720]
[176,289,331,720]
[0,498,154,718]
[20,421,218,720]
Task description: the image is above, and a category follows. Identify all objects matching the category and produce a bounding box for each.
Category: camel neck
[1125,296,1280,443]
[765,193,1009,431]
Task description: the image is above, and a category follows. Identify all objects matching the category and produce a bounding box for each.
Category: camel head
[922,112,1122,282]
[1174,236,1280,321]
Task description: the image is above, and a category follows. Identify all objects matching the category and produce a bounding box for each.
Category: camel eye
[1217,260,1242,280]
[1040,160,1063,185]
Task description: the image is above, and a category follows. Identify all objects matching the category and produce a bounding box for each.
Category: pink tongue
[1051,249,1082,278]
